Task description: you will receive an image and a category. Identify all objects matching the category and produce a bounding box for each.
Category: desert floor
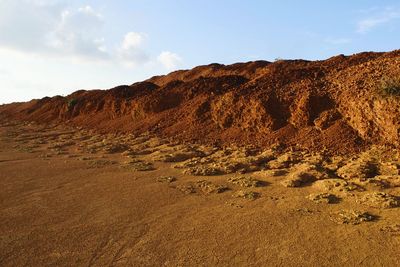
[0,120,400,266]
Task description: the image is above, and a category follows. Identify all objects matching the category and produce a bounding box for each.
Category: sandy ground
[1,121,400,266]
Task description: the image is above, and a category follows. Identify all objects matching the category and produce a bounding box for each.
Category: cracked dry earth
[1,120,400,266]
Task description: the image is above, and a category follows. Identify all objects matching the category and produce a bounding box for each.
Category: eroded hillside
[1,50,400,154]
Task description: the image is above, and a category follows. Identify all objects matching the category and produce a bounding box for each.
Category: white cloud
[46,5,108,59]
[357,7,400,33]
[0,1,108,60]
[0,0,60,52]
[121,32,145,50]
[0,0,180,69]
[0,68,8,76]
[118,32,149,67]
[157,51,182,70]
[78,5,102,18]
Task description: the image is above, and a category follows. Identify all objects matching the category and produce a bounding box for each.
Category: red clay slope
[1,50,400,154]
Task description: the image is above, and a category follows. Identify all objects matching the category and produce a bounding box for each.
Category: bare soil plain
[1,51,400,266]
[1,119,400,266]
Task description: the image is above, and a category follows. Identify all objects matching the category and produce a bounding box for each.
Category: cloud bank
[357,7,400,33]
[0,0,182,69]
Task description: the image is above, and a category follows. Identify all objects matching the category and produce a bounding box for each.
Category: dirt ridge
[1,50,400,154]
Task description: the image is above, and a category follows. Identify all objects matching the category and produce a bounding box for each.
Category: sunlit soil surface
[0,120,399,266]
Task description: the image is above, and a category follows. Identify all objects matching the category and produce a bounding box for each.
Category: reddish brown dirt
[1,50,400,154]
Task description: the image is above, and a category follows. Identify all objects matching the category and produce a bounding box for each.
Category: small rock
[267,151,302,169]
[176,180,228,194]
[233,190,260,200]
[123,161,155,171]
[332,210,376,225]
[156,176,176,183]
[255,169,288,177]
[103,143,129,154]
[337,160,379,180]
[228,176,263,187]
[195,180,228,194]
[312,179,361,192]
[358,192,400,209]
[176,184,196,194]
[281,171,316,187]
[281,178,302,187]
[87,159,117,168]
[154,150,203,162]
[307,193,340,204]
[183,166,222,176]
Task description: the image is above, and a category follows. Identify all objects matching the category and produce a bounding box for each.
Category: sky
[1,0,400,104]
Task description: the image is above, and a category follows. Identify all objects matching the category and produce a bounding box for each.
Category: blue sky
[1,0,400,104]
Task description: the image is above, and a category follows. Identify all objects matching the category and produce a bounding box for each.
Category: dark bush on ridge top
[67,98,78,109]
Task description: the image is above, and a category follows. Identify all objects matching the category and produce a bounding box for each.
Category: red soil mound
[2,50,400,154]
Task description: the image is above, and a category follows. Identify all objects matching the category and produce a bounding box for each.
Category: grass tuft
[379,76,400,97]
[67,99,78,110]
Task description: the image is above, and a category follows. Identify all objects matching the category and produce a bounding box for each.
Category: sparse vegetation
[379,76,400,97]
[67,98,78,109]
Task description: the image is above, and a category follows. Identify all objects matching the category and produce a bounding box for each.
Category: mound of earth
[1,50,400,154]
